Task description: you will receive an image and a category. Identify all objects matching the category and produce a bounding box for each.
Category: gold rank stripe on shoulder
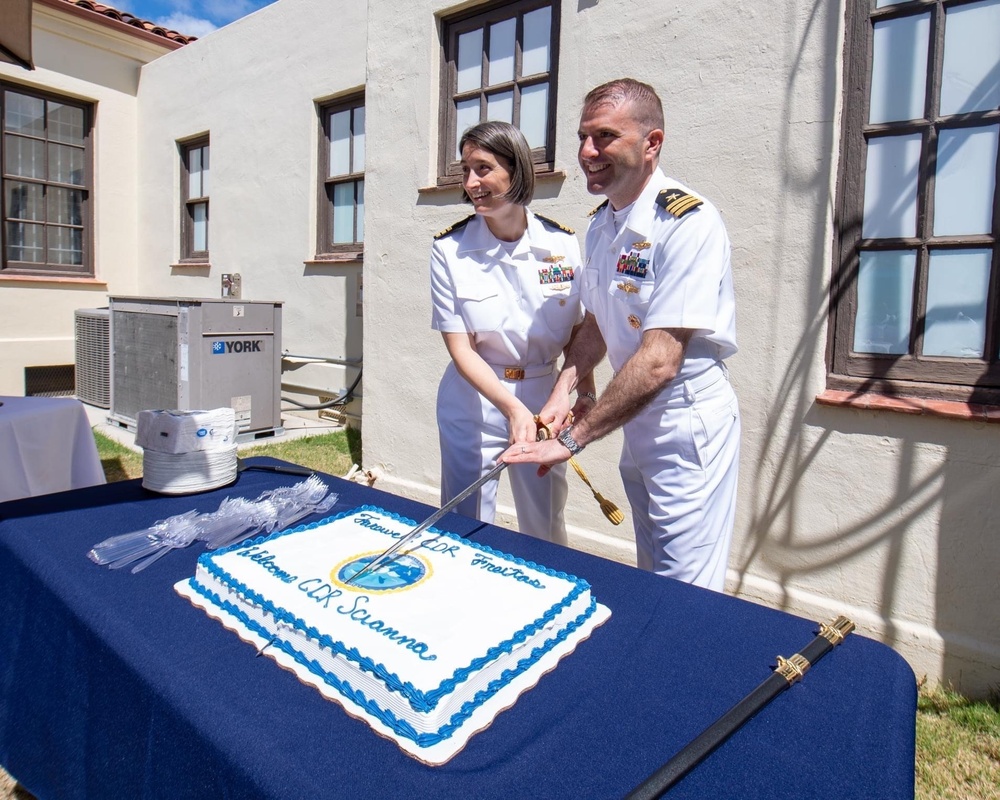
[434,214,476,239]
[588,200,609,217]
[534,213,574,235]
[655,189,703,218]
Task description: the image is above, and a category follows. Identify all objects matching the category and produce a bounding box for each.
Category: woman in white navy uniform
[430,121,594,544]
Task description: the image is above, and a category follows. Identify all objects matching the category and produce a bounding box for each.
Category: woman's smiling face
[461,143,514,218]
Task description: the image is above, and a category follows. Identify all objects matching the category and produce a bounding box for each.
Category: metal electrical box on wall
[108,296,284,440]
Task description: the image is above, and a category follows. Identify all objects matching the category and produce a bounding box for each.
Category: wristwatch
[556,426,585,456]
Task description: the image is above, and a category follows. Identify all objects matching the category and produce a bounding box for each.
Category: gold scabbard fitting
[775,653,811,685]
[819,615,856,647]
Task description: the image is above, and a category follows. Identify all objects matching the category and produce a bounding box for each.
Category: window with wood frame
[1,83,92,277]
[180,136,209,262]
[318,95,364,259]
[829,0,1000,404]
[438,0,559,185]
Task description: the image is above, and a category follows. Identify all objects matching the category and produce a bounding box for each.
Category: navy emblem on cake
[334,551,431,592]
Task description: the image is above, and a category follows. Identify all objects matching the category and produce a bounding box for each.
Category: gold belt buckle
[504,367,526,380]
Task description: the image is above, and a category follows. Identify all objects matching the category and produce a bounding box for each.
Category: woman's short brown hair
[459,120,535,207]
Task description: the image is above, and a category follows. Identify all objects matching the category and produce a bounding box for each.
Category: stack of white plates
[138,408,239,495]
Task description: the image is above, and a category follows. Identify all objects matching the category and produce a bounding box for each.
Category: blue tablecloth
[0,458,916,799]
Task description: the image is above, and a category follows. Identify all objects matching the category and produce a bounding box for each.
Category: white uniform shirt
[431,210,584,367]
[581,168,737,383]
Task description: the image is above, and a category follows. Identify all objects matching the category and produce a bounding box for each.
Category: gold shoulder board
[434,214,476,239]
[534,213,574,235]
[588,200,609,217]
[655,189,703,218]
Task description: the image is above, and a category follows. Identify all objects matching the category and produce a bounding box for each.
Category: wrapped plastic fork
[88,510,201,569]
[206,477,338,550]
[88,477,338,571]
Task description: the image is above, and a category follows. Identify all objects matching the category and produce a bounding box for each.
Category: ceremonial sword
[624,615,856,799]
[344,460,508,585]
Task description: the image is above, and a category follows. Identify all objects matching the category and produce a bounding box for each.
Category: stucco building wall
[134,0,367,409]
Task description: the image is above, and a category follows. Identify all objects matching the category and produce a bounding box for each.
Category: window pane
[3,91,44,136]
[870,13,930,124]
[330,109,351,176]
[487,90,513,123]
[192,202,207,251]
[333,182,355,243]
[356,179,365,243]
[4,135,45,179]
[457,28,484,93]
[862,133,921,239]
[923,249,991,357]
[48,187,83,226]
[48,102,85,145]
[354,106,365,172]
[47,225,82,266]
[5,221,43,262]
[4,181,43,221]
[854,250,916,354]
[48,143,84,185]
[934,125,999,236]
[941,0,1000,115]
[455,98,480,158]
[188,146,205,198]
[488,18,515,86]
[520,83,548,148]
[522,7,551,76]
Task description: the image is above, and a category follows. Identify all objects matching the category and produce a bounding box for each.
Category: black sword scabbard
[623,616,855,800]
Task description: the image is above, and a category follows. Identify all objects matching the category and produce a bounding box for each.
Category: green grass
[90,427,1000,798]
[915,683,1000,799]
[93,428,362,482]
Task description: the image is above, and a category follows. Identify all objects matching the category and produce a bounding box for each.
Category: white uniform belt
[488,362,556,381]
[663,362,728,401]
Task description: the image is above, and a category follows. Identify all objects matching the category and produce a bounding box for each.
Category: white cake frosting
[175,504,611,764]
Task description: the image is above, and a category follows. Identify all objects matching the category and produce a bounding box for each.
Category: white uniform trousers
[619,363,740,591]
[436,362,568,545]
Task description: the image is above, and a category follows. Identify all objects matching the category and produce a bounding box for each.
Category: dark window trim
[179,134,209,264]
[437,0,560,186]
[828,0,1000,405]
[0,81,93,278]
[317,93,365,259]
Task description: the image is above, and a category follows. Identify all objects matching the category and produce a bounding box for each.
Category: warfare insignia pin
[633,241,652,250]
[617,281,639,294]
[543,255,565,263]
[628,314,641,329]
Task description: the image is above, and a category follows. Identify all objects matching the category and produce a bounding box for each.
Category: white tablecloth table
[0,396,106,503]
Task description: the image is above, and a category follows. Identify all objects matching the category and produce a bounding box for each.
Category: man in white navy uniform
[502,78,740,591]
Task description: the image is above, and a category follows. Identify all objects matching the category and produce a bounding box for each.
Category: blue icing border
[186,577,597,748]
[198,505,593,715]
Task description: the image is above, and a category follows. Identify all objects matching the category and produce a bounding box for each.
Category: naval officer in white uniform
[502,79,741,590]
[431,121,595,544]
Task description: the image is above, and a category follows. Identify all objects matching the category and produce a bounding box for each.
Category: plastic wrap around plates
[138,408,239,494]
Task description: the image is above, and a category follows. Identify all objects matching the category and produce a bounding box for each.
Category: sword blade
[345,461,508,585]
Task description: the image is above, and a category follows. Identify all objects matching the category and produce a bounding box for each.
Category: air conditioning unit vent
[75,307,110,408]
[108,297,284,440]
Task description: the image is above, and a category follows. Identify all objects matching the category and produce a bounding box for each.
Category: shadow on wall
[726,2,1000,697]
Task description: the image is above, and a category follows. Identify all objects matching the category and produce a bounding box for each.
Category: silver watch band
[557,426,584,456]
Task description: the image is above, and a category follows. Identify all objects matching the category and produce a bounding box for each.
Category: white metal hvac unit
[109,296,284,439]
[74,307,111,408]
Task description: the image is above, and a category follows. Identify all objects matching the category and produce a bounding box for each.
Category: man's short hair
[583,78,665,133]
[458,120,535,207]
